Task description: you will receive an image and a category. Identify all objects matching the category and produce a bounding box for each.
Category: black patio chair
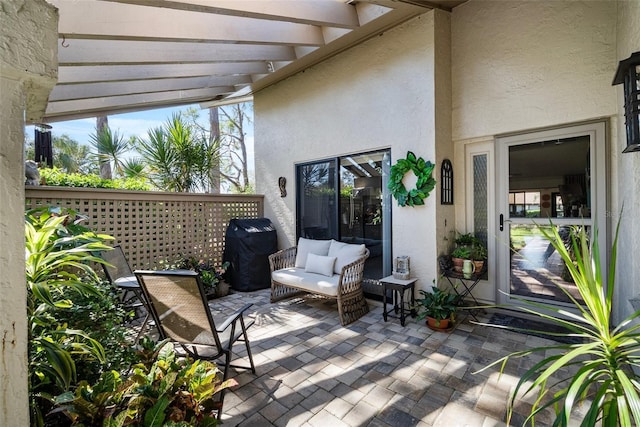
[134,269,256,420]
[100,245,151,343]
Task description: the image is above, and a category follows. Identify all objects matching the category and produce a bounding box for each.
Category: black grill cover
[223,218,278,291]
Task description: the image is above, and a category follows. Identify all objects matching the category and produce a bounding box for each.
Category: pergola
[42,0,465,123]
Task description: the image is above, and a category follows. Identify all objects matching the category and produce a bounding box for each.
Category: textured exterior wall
[612,0,640,325]
[0,0,57,424]
[255,12,444,290]
[451,0,617,141]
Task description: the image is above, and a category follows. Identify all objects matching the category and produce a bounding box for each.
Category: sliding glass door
[296,149,392,288]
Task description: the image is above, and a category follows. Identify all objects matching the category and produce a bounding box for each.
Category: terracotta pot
[473,260,485,273]
[427,316,451,330]
[452,257,464,272]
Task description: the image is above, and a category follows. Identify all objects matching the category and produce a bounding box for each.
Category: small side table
[380,275,418,326]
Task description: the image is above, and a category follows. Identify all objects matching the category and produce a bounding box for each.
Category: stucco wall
[0,0,57,424]
[255,11,444,289]
[451,0,617,141]
[613,0,640,325]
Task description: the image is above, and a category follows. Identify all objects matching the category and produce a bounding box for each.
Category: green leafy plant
[454,232,477,247]
[479,218,640,425]
[470,243,487,261]
[451,247,471,259]
[39,167,151,190]
[51,279,137,385]
[388,151,436,207]
[55,339,237,426]
[414,286,460,325]
[25,207,115,426]
[177,257,230,294]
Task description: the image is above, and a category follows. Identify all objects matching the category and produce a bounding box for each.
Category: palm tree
[53,135,94,174]
[89,123,129,179]
[134,113,220,192]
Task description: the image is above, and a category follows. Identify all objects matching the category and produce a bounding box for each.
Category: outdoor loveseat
[269,238,370,325]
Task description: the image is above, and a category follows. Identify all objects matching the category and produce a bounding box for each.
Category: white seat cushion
[328,240,366,274]
[271,267,340,296]
[294,237,332,268]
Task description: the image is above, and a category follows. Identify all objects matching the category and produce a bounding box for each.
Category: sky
[26,103,255,174]
[28,104,214,145]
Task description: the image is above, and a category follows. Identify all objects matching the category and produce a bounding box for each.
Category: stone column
[0,0,57,424]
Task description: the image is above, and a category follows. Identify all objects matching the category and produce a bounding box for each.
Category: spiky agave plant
[479,216,640,426]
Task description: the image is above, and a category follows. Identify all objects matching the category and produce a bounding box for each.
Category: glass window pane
[297,160,336,239]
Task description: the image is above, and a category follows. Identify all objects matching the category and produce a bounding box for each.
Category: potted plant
[414,286,460,331]
[454,232,476,249]
[451,246,471,272]
[180,257,231,299]
[470,243,487,273]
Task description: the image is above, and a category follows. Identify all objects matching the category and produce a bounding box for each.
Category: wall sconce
[613,51,640,153]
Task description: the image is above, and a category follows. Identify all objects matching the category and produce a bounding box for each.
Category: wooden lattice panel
[25,187,264,270]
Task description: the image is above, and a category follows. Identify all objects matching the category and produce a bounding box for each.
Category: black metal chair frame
[134,269,256,420]
[100,245,151,343]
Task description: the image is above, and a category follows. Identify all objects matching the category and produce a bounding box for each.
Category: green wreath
[388,151,436,207]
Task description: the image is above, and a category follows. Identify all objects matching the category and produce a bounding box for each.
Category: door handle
[500,214,511,231]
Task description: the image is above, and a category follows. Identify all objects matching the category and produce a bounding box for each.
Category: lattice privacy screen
[26,187,264,270]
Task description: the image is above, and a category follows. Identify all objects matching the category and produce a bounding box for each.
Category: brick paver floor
[207,289,570,426]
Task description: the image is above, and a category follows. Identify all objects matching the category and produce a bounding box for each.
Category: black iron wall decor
[613,51,640,153]
[388,151,436,207]
[440,159,453,205]
[278,176,287,197]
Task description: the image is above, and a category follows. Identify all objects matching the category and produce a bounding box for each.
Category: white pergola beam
[46,87,234,117]
[58,40,296,65]
[102,0,361,29]
[50,76,249,101]
[52,0,325,46]
[58,62,269,83]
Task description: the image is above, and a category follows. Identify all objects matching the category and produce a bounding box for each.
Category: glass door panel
[297,160,337,240]
[496,122,606,307]
[509,224,584,304]
[339,151,391,280]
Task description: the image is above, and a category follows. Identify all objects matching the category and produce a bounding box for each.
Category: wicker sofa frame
[269,246,370,326]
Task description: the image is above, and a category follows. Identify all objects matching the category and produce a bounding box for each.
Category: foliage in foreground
[54,339,237,426]
[25,207,115,425]
[38,167,151,191]
[479,217,640,426]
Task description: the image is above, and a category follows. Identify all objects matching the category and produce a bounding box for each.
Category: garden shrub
[39,167,151,191]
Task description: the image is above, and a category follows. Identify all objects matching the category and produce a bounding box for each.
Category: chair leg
[240,319,256,374]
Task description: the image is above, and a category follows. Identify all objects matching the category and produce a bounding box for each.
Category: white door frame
[495,121,607,306]
[462,140,496,303]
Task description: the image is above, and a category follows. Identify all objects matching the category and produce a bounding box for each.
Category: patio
[196,289,574,427]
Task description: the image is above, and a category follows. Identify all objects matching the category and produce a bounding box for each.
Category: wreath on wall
[388,151,437,207]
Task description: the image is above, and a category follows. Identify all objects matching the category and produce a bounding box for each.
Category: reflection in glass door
[497,123,606,307]
[296,150,392,289]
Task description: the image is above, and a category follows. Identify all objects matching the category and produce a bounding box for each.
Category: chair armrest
[337,249,369,293]
[217,303,253,332]
[269,246,297,271]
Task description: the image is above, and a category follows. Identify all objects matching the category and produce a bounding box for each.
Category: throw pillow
[331,242,366,274]
[295,237,332,268]
[305,253,336,277]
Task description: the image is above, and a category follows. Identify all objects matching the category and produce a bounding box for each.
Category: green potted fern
[414,286,460,331]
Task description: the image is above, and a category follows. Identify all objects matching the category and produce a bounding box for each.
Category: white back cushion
[295,238,332,268]
[329,240,366,274]
[305,253,337,277]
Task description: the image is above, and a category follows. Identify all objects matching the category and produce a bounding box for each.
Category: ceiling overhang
[40,0,466,123]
